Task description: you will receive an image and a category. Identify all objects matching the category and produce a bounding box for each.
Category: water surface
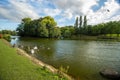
[12,38,120,80]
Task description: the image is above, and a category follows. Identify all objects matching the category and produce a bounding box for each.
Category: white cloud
[0,0,40,22]
[53,0,99,15]
[52,0,120,25]
[87,0,120,25]
[52,0,100,25]
[44,8,61,17]
[62,9,73,19]
[0,0,120,27]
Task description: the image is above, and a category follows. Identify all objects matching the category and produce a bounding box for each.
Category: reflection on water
[11,37,120,80]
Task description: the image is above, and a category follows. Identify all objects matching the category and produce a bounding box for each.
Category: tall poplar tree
[83,15,87,28]
[79,15,82,34]
[83,15,87,34]
[74,17,79,34]
[79,16,82,28]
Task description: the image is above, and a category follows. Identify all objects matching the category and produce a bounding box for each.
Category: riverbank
[16,47,73,80]
[0,39,72,80]
[67,34,120,41]
[19,34,120,41]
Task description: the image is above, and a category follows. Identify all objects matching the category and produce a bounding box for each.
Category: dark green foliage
[83,15,87,29]
[17,16,61,38]
[89,21,120,36]
[61,26,75,38]
[79,16,82,28]
[74,15,88,35]
[3,34,11,42]
[17,16,120,39]
[1,30,17,36]
[74,17,79,35]
[73,15,120,37]
[79,16,82,34]
[74,17,79,28]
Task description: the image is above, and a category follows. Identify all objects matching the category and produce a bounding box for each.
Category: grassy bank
[0,39,67,80]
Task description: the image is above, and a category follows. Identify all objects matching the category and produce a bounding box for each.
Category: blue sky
[0,0,120,30]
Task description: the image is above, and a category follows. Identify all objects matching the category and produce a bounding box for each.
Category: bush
[3,34,11,42]
[0,34,2,39]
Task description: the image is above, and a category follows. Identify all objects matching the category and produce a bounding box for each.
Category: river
[11,37,120,80]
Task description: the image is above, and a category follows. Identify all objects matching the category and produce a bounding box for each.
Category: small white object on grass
[31,49,34,54]
[34,46,38,50]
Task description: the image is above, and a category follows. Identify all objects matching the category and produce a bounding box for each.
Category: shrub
[0,34,2,39]
[59,66,69,73]
[3,34,11,42]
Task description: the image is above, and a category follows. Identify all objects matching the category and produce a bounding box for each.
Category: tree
[37,19,48,37]
[16,23,25,36]
[83,16,87,28]
[86,25,92,35]
[79,16,82,34]
[61,26,74,38]
[51,27,61,38]
[16,16,59,38]
[113,21,120,37]
[81,15,87,34]
[41,16,57,38]
[22,18,31,36]
[74,17,79,35]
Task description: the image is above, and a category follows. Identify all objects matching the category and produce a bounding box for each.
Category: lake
[11,37,120,80]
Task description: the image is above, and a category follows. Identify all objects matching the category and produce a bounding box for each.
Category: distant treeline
[74,16,120,37]
[0,30,16,36]
[16,16,120,38]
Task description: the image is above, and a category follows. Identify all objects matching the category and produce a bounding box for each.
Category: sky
[0,0,120,30]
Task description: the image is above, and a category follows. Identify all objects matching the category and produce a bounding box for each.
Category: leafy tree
[74,17,79,35]
[16,23,25,36]
[22,18,32,36]
[85,25,92,35]
[83,15,87,28]
[83,15,87,34]
[51,27,61,38]
[115,21,120,37]
[79,16,82,34]
[61,26,74,38]
[36,19,48,37]
[17,16,59,38]
[40,16,57,38]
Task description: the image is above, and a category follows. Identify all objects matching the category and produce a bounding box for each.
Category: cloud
[43,8,61,17]
[51,0,100,25]
[0,0,120,29]
[87,0,120,25]
[62,9,73,19]
[53,0,99,15]
[52,0,120,25]
[0,0,40,22]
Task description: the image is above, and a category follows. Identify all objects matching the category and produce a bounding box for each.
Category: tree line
[0,30,16,36]
[16,16,120,39]
[74,16,120,37]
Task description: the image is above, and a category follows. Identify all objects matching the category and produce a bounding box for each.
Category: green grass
[0,39,67,80]
[106,34,120,37]
[106,34,116,37]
